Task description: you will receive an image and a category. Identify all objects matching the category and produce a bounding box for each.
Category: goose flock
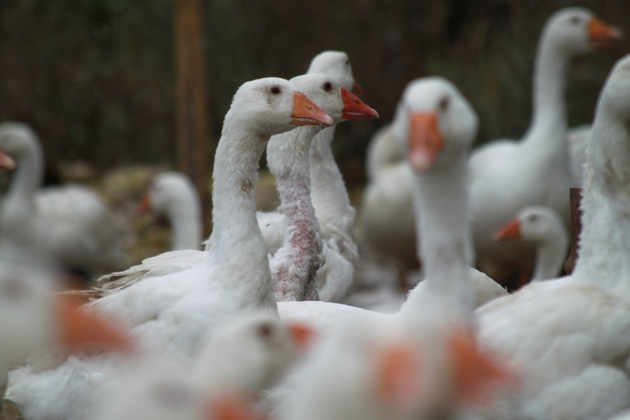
[1,5,630,420]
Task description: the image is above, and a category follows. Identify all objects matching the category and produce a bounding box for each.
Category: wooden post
[175,0,211,236]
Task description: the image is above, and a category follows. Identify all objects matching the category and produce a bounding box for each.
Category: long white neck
[309,126,355,233]
[523,35,569,151]
[206,122,276,309]
[573,113,630,296]
[1,137,43,241]
[267,127,322,301]
[402,154,474,319]
[531,233,568,281]
[576,111,630,297]
[169,201,203,251]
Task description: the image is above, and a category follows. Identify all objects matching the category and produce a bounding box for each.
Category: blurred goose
[476,54,630,419]
[274,78,516,417]
[93,311,312,420]
[360,123,417,287]
[468,8,621,282]
[0,122,127,279]
[494,205,569,282]
[279,316,511,420]
[7,78,333,420]
[139,171,203,251]
[265,73,378,301]
[0,244,131,406]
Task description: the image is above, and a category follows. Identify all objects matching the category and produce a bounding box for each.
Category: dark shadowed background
[1,0,628,182]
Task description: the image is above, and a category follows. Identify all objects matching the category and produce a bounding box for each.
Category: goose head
[197,311,314,393]
[0,122,37,169]
[392,77,478,173]
[542,8,621,57]
[290,73,378,123]
[140,172,198,217]
[307,50,363,95]
[226,77,333,137]
[494,206,565,244]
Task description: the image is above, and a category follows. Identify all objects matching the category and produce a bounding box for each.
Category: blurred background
[0,0,628,261]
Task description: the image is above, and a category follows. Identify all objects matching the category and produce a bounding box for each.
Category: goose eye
[438,96,450,111]
[258,322,274,339]
[323,82,333,92]
[270,86,282,95]
[528,214,538,222]
[569,16,580,25]
[345,60,350,66]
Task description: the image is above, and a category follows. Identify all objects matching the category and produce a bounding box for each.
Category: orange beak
[351,80,364,97]
[408,112,443,172]
[376,341,424,408]
[287,322,316,351]
[206,392,259,420]
[588,18,622,48]
[493,218,521,241]
[0,150,16,171]
[447,328,516,406]
[291,91,334,127]
[137,193,151,214]
[56,297,134,354]
[340,87,379,120]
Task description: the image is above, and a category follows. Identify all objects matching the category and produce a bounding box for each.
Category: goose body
[468,8,620,282]
[7,78,333,420]
[360,123,417,283]
[0,123,127,278]
[476,54,630,419]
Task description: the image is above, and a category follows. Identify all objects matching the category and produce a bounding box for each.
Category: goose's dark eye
[323,82,333,92]
[438,96,450,111]
[258,322,275,339]
[569,16,580,25]
[528,214,539,223]
[270,86,281,95]
[345,60,350,66]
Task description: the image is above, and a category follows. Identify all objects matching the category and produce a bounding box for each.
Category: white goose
[139,171,203,251]
[93,311,312,420]
[265,73,378,301]
[494,205,569,282]
[7,78,333,420]
[468,8,620,282]
[476,54,630,419]
[0,122,127,278]
[0,244,131,405]
[273,77,510,418]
